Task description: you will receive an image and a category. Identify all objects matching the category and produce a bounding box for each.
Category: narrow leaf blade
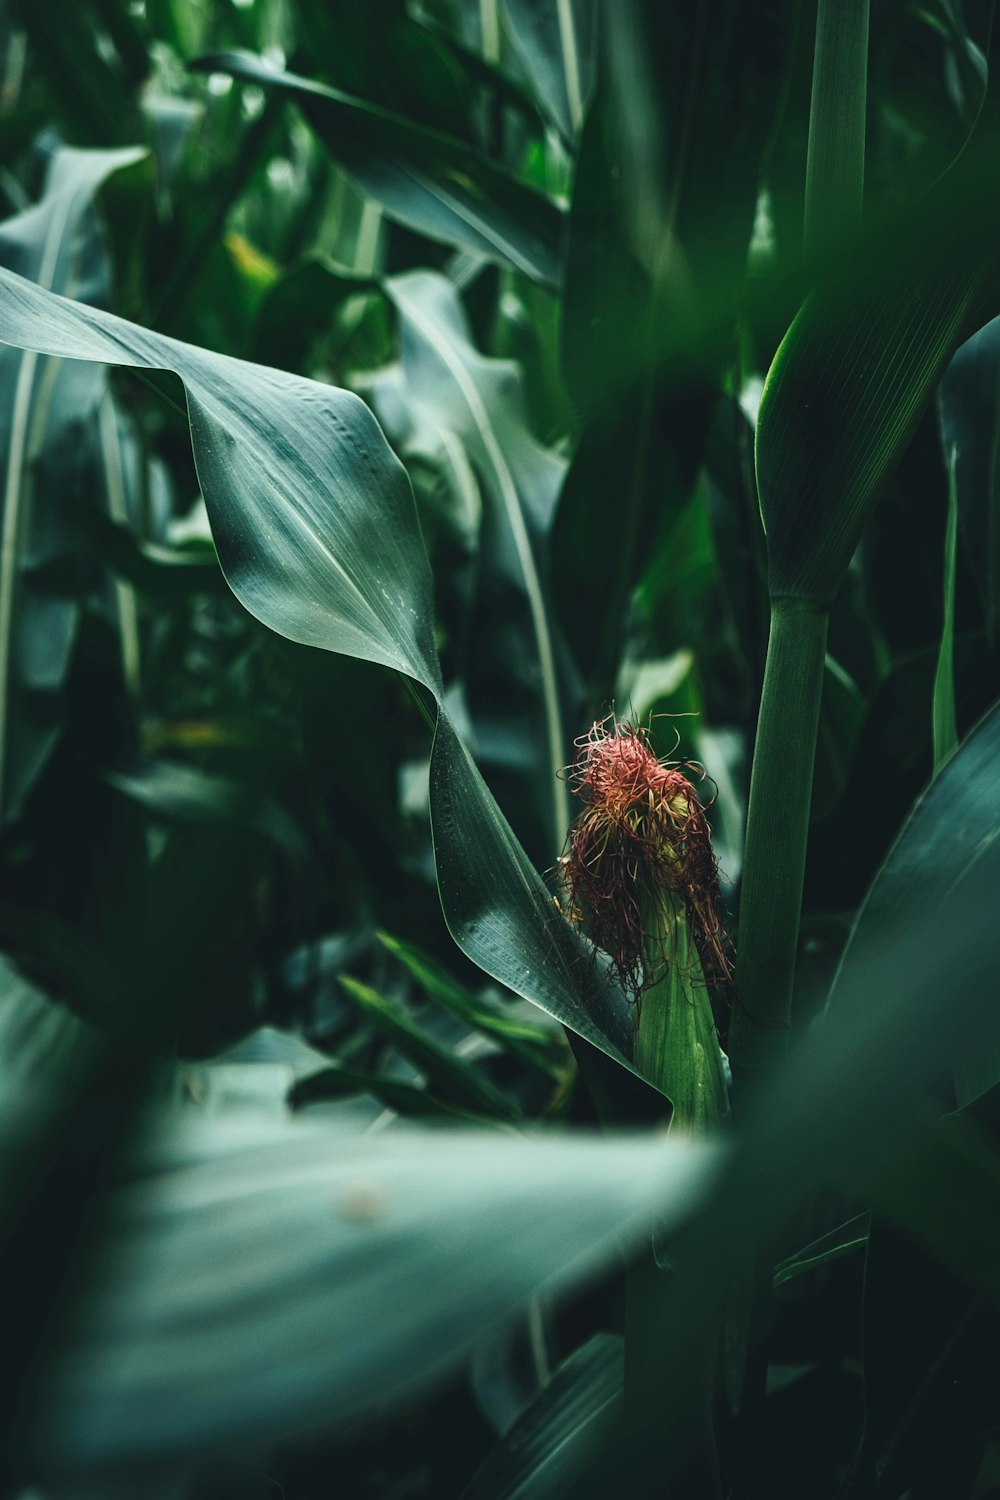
[192,51,565,288]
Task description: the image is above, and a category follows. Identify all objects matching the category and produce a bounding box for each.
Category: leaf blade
[192,51,565,288]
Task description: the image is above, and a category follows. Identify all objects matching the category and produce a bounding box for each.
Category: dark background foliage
[2,1,1000,1497]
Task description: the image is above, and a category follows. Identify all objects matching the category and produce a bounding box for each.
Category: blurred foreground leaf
[25,1115,717,1477]
[499,0,595,143]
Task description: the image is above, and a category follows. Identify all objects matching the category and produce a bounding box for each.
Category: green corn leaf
[430,710,634,1064]
[842,1113,1000,1496]
[932,445,960,773]
[461,1333,623,1500]
[0,145,146,820]
[0,903,124,1030]
[0,951,104,1093]
[0,261,634,1073]
[26,1113,718,1476]
[499,0,596,142]
[289,1060,485,1123]
[0,264,442,691]
[340,4,548,135]
[191,52,565,288]
[827,694,1000,1107]
[360,345,484,551]
[846,1109,1000,1307]
[340,974,519,1120]
[772,1212,869,1288]
[852,1222,998,1498]
[377,931,566,1078]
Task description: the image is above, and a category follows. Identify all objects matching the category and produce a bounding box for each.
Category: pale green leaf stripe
[501,0,594,141]
[98,395,141,697]
[0,146,145,817]
[196,51,564,288]
[339,973,519,1119]
[431,712,634,1064]
[376,931,565,1078]
[938,314,1000,639]
[0,263,442,693]
[387,271,571,850]
[932,445,960,773]
[558,0,585,131]
[0,263,633,1071]
[462,1333,623,1500]
[773,1212,869,1289]
[773,1236,868,1288]
[480,0,502,65]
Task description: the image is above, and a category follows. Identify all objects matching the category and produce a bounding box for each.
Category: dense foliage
[2,1,1000,1496]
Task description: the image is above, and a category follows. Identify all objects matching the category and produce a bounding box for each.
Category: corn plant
[1,1,1000,1497]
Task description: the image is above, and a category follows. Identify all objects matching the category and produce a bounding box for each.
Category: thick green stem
[729,599,829,1081]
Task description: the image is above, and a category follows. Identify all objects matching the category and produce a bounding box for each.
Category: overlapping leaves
[0,144,145,820]
[192,51,565,288]
[0,260,632,1066]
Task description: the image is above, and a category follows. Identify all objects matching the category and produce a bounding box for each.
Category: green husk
[635,890,729,1132]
